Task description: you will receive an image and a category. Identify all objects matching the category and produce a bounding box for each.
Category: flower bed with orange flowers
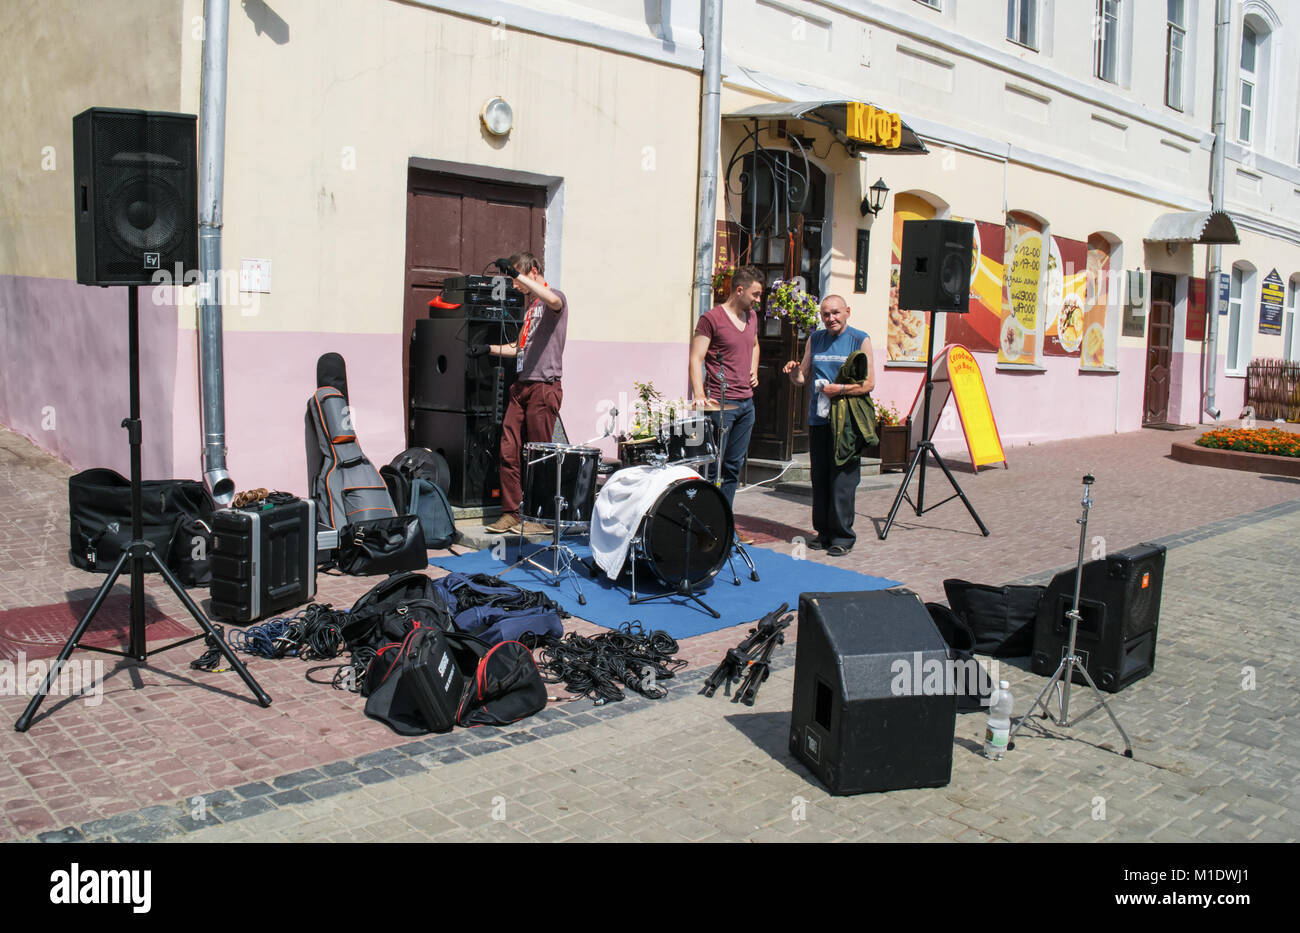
[1195,427,1300,458]
[1171,426,1300,477]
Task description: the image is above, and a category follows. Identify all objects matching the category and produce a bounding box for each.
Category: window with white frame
[1165,1,1186,110]
[1285,277,1299,362]
[1008,0,1038,49]
[1227,264,1254,374]
[914,0,941,10]
[1239,23,1259,145]
[1095,0,1121,83]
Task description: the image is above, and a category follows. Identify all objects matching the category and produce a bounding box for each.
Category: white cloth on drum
[590,464,701,581]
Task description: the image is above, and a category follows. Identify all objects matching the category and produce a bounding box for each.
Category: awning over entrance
[722,100,929,156]
[1143,210,1240,245]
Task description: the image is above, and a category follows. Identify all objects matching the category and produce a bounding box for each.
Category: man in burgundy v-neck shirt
[690,265,763,530]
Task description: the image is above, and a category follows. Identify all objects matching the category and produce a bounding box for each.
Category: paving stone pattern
[1,423,1297,842]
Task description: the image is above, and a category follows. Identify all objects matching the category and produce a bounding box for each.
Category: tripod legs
[879,442,989,539]
[14,546,271,733]
[1006,653,1134,757]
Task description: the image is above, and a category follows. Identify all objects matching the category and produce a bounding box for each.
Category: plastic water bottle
[984,680,1013,760]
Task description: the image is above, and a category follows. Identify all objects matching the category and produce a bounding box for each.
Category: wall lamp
[860,177,890,217]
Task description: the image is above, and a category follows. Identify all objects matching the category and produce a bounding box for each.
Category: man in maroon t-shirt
[690,265,763,523]
[477,252,568,535]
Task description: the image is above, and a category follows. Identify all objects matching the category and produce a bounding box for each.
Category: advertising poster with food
[998,216,1042,365]
[1043,236,1087,358]
[1081,238,1112,367]
[943,219,1003,353]
[887,194,935,363]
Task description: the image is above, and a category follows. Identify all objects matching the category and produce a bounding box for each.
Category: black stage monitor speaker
[790,589,957,796]
[898,219,973,313]
[1031,542,1165,693]
[73,107,198,286]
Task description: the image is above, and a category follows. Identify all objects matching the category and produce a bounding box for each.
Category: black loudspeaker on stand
[789,589,957,795]
[879,220,988,540]
[73,108,199,286]
[16,110,271,732]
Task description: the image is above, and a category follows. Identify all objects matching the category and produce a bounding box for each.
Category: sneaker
[737,532,755,545]
[485,513,521,534]
[521,521,553,536]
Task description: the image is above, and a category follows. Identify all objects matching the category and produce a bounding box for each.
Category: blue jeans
[707,398,754,507]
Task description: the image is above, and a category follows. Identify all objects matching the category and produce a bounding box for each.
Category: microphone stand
[709,367,759,583]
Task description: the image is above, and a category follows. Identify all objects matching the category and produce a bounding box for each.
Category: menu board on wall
[1043,236,1088,357]
[998,216,1042,364]
[1260,269,1284,335]
[887,195,935,363]
[943,218,1003,353]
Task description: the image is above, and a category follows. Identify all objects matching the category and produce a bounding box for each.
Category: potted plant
[872,399,910,472]
[711,258,736,303]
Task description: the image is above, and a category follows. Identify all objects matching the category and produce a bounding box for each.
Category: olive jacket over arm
[828,350,878,467]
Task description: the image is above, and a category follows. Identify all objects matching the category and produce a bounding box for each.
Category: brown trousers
[499,379,563,515]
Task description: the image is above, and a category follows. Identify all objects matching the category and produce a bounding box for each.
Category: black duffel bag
[943,578,1045,658]
[335,514,427,576]
[69,469,214,581]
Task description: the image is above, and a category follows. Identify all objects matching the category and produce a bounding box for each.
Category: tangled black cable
[536,621,686,704]
[443,573,568,617]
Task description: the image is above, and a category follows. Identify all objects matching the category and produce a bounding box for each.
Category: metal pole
[691,0,723,325]
[197,0,235,503]
[1203,0,1231,421]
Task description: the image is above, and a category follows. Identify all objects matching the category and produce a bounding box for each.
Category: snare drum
[522,442,600,526]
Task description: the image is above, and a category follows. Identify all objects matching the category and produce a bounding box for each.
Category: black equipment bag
[167,514,213,587]
[335,514,426,577]
[69,469,214,578]
[457,639,548,727]
[381,449,458,550]
[943,579,1045,657]
[925,602,994,712]
[362,601,464,736]
[342,571,446,651]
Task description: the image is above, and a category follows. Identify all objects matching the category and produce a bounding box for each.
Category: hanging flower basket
[765,279,820,333]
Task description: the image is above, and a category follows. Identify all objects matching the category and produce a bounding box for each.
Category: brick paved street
[0,423,1297,843]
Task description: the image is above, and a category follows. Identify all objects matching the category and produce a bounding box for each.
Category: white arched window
[1227,262,1256,374]
[1237,9,1278,150]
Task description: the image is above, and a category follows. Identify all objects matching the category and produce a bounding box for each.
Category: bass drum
[636,477,733,589]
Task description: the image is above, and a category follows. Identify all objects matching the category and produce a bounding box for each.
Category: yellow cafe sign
[846,102,902,149]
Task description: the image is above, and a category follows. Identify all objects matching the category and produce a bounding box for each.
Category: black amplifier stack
[410,275,526,508]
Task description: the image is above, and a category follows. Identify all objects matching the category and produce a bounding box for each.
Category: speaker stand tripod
[878,318,988,540]
[1006,474,1133,758]
[15,287,271,733]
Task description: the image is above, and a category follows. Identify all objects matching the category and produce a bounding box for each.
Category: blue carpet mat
[430,542,900,640]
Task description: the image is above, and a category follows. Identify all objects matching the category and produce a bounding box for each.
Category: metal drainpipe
[197,0,235,503]
[692,0,723,325]
[1203,0,1230,421]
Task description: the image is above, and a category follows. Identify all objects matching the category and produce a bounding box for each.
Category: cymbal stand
[1006,473,1133,758]
[504,445,587,605]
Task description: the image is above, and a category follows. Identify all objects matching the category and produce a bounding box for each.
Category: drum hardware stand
[878,314,989,540]
[1006,474,1133,758]
[627,500,721,618]
[706,368,759,584]
[15,286,271,733]
[505,445,588,606]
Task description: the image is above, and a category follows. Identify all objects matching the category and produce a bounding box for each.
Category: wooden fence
[1246,359,1300,422]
